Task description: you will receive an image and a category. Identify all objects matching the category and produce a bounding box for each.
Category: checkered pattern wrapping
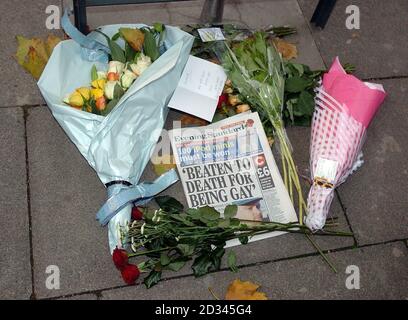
[305,85,366,230]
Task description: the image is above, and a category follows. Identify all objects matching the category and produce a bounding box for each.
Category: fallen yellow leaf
[273,38,298,60]
[15,34,61,80]
[151,154,176,176]
[225,279,268,300]
[45,34,62,57]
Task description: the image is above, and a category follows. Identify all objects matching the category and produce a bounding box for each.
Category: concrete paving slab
[298,0,408,79]
[0,108,31,299]
[2,0,63,107]
[27,106,122,299]
[336,79,408,245]
[101,241,408,299]
[234,0,325,70]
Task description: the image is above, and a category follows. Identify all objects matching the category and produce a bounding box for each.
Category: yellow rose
[91,79,106,90]
[69,91,84,108]
[236,104,250,114]
[91,88,104,100]
[76,87,91,100]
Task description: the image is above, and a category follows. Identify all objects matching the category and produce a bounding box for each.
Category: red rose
[217,94,228,109]
[121,264,140,285]
[131,206,143,220]
[112,247,128,270]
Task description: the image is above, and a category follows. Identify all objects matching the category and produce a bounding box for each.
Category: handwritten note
[168,55,227,121]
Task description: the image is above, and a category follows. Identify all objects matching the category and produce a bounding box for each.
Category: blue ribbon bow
[96,169,179,226]
[61,9,110,63]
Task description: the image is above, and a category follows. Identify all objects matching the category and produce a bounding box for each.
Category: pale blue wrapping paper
[37,23,194,253]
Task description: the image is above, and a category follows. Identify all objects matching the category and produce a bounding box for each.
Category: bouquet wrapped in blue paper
[37,12,194,253]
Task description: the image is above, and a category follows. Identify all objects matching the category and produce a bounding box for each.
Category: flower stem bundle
[121,198,352,288]
[217,32,307,223]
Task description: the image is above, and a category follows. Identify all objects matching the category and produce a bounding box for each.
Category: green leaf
[177,244,195,256]
[294,91,315,116]
[100,98,119,116]
[111,32,121,41]
[155,195,184,213]
[95,30,126,63]
[192,246,225,277]
[185,208,201,220]
[167,260,186,272]
[239,235,249,245]
[160,252,171,266]
[218,219,230,228]
[109,39,126,63]
[153,22,164,33]
[285,76,310,93]
[91,65,98,81]
[212,112,227,122]
[125,42,136,62]
[144,270,162,288]
[227,250,238,273]
[133,51,141,63]
[223,205,237,219]
[192,254,213,277]
[170,214,195,226]
[143,29,160,62]
[230,218,241,227]
[113,83,125,100]
[198,206,220,221]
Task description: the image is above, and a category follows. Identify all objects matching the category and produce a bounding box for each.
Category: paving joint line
[23,108,36,300]
[1,104,44,109]
[334,189,358,247]
[362,75,408,82]
[39,237,408,300]
[295,0,327,70]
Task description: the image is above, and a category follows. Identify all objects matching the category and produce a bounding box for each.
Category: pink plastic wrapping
[305,57,386,230]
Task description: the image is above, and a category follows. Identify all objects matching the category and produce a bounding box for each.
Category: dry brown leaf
[273,38,298,60]
[225,279,268,300]
[180,114,208,127]
[151,154,176,176]
[119,28,145,51]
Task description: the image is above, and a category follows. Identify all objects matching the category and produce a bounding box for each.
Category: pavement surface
[0,0,407,300]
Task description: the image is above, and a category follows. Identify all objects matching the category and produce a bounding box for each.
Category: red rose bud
[131,206,143,220]
[217,94,228,109]
[112,247,128,270]
[121,264,140,285]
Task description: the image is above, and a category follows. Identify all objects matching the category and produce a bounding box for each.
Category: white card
[168,55,227,121]
[315,158,338,183]
[197,27,225,42]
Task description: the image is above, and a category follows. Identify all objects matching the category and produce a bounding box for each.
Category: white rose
[108,61,125,74]
[62,93,71,105]
[130,54,152,76]
[97,71,107,79]
[104,81,118,100]
[120,69,137,89]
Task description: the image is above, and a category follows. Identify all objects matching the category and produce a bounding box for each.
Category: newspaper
[168,112,298,245]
